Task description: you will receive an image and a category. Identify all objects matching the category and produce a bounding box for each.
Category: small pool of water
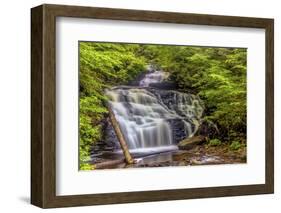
[116,145,178,157]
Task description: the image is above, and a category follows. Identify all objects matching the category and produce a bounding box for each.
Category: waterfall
[106,68,204,152]
[139,71,170,87]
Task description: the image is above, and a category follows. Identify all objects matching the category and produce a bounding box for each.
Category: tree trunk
[107,105,134,164]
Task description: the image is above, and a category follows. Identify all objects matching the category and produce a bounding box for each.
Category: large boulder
[178,135,207,150]
[196,120,219,139]
[167,118,195,143]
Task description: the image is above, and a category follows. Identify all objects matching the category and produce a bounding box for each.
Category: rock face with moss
[178,136,207,150]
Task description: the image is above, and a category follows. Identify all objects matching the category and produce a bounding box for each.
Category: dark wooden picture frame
[31,4,274,208]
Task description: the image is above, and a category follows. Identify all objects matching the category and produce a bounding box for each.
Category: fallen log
[107,105,134,164]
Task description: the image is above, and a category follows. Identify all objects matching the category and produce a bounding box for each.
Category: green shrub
[80,163,94,170]
[229,141,242,150]
[209,139,222,146]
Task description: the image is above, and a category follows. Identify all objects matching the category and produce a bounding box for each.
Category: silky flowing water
[106,67,204,154]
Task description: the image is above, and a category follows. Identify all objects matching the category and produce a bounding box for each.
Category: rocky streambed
[90,143,246,170]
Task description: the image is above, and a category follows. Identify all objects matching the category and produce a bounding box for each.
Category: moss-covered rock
[178,135,207,150]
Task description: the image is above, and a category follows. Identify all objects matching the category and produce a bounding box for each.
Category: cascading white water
[106,68,204,152]
[106,88,174,150]
[139,71,170,87]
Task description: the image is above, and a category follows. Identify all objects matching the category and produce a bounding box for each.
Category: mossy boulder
[178,135,207,150]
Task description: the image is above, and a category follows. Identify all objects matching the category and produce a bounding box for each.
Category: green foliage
[80,163,94,170]
[79,42,146,169]
[229,141,242,150]
[144,46,247,142]
[79,42,247,169]
[80,42,146,96]
[209,139,222,147]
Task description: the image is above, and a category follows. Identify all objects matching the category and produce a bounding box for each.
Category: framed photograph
[31,4,274,208]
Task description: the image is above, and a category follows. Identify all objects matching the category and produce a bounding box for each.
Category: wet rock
[167,118,188,143]
[178,135,207,150]
[91,118,120,156]
[190,158,202,165]
[178,161,188,166]
[103,119,120,149]
[147,88,204,120]
[196,120,219,139]
[128,71,151,86]
[149,82,178,90]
